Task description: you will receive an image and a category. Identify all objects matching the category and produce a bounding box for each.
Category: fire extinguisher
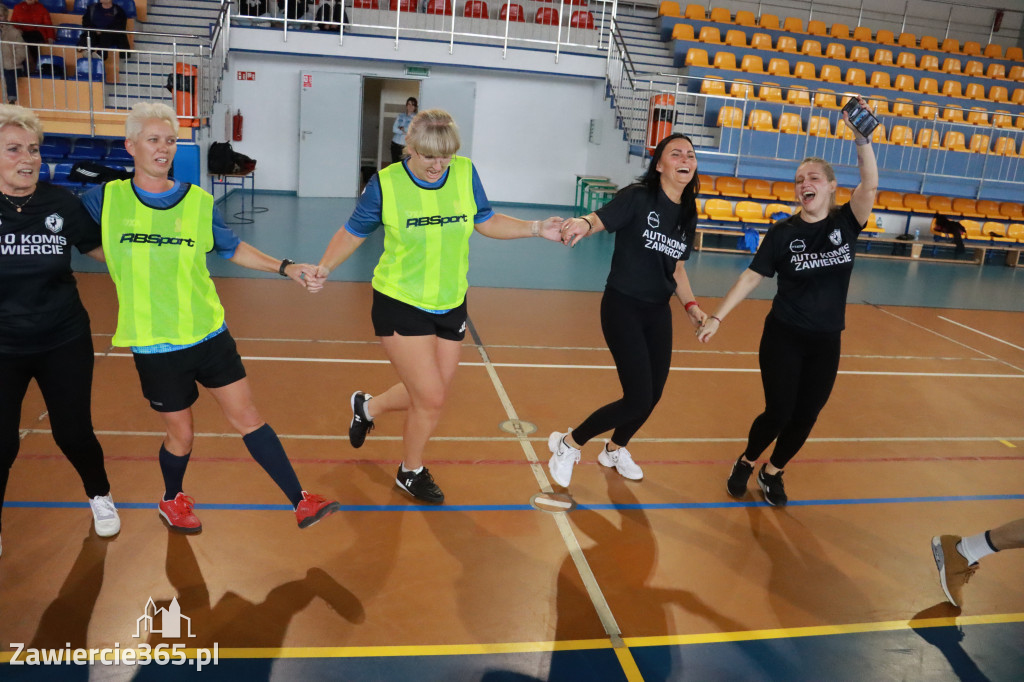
[232,110,243,142]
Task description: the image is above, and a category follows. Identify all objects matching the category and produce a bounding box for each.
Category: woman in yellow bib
[313,109,563,503]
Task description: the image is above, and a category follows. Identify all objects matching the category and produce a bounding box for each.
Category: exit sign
[405,66,430,77]
[236,71,255,81]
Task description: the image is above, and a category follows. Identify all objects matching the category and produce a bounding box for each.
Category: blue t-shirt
[344,159,495,238]
[82,180,241,258]
[82,180,240,353]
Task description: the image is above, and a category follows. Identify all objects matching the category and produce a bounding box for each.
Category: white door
[298,71,362,197]
[418,78,476,157]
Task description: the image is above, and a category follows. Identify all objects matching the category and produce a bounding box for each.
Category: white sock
[362,396,373,421]
[400,463,423,474]
[957,532,996,565]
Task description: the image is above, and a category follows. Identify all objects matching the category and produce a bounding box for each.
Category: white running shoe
[598,444,644,480]
[547,431,580,488]
[89,494,121,537]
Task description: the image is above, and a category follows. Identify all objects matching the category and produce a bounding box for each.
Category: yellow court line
[622,612,1024,648]
[1000,440,1017,448]
[613,645,645,682]
[216,638,613,659]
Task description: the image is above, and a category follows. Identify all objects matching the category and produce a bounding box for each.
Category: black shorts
[132,330,247,412]
[371,289,468,341]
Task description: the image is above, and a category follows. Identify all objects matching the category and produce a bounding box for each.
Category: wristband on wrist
[278,258,295,276]
[854,137,870,146]
[581,216,593,233]
[531,221,539,237]
[684,301,698,311]
[709,315,722,324]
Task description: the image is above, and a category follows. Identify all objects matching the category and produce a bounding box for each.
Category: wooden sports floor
[2,197,1023,680]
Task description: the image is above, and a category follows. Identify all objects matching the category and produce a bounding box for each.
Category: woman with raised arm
[697,95,879,507]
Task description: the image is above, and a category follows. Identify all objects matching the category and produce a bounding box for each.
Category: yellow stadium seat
[917,101,939,120]
[876,29,896,45]
[903,194,929,213]
[704,198,738,221]
[962,41,981,56]
[999,203,1024,221]
[1008,65,1024,81]
[870,122,887,144]
[868,95,890,116]
[658,1,680,17]
[735,201,768,223]
[889,126,915,146]
[873,48,894,66]
[778,112,803,134]
[863,213,883,233]
[717,106,743,127]
[1014,89,1024,105]
[984,222,1018,243]
[715,176,746,197]
[671,24,695,41]
[894,74,916,92]
[992,111,1014,128]
[877,190,906,209]
[984,43,1003,59]
[808,116,833,137]
[683,3,704,20]
[919,35,938,51]
[968,133,991,154]
[834,187,850,204]
[758,83,783,102]
[892,100,916,117]
[852,26,872,42]
[918,77,938,95]
[730,79,754,99]
[759,14,780,30]
[961,220,983,239]
[744,178,773,199]
[989,86,1011,104]
[850,46,870,62]
[699,175,718,194]
[834,119,855,140]
[940,38,960,53]
[953,198,984,217]
[916,128,941,148]
[697,197,707,219]
[801,39,822,56]
[896,52,917,70]
[734,10,756,26]
[783,17,803,33]
[725,30,747,47]
[713,51,739,70]
[748,109,775,130]
[830,23,850,40]
[963,60,983,77]
[870,71,893,89]
[943,131,967,152]
[977,200,1003,218]
[941,80,963,98]
[699,26,723,44]
[750,33,773,50]
[897,32,916,48]
[919,55,940,72]
[928,195,956,215]
[825,43,847,60]
[740,54,765,73]
[709,7,731,23]
[844,67,867,86]
[786,85,811,106]
[942,57,962,74]
[986,63,1006,80]
[942,107,965,123]
[1007,47,1023,61]
[685,48,709,67]
[777,35,797,53]
[767,58,791,77]
[965,83,988,101]
[700,77,726,96]
[807,20,827,36]
[771,181,796,202]
[1005,223,1024,243]
[814,88,840,109]
[764,203,792,218]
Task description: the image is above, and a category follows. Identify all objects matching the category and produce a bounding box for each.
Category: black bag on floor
[209,141,257,175]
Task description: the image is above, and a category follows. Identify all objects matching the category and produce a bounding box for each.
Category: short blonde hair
[0,104,44,144]
[404,109,461,158]
[795,156,838,213]
[125,102,179,141]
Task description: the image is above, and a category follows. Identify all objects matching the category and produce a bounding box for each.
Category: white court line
[93,353,1024,378]
[939,316,1024,353]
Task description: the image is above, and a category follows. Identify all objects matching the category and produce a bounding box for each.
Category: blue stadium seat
[1,0,20,8]
[75,57,105,81]
[39,163,52,183]
[68,138,107,161]
[52,163,77,188]
[114,0,136,18]
[72,0,93,13]
[41,137,72,161]
[56,24,83,46]
[36,55,66,78]
[105,145,133,164]
[39,0,66,13]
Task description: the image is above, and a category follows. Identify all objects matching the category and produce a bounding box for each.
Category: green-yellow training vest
[374,155,477,310]
[101,180,225,347]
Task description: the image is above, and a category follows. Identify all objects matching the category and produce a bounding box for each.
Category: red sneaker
[158,493,202,534]
[295,491,341,529]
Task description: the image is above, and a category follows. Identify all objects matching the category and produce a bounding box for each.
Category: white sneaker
[547,431,580,488]
[598,443,644,480]
[89,494,121,537]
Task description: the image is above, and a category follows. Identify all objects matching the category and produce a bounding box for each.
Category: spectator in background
[79,0,131,58]
[0,6,26,104]
[390,97,417,163]
[11,0,54,72]
[239,0,270,17]
[277,0,313,20]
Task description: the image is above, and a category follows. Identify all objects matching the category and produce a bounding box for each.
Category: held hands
[303,265,331,294]
[283,263,329,293]
[696,316,721,343]
[535,217,566,243]
[685,304,708,329]
[559,217,591,247]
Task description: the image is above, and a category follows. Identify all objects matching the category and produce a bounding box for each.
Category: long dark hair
[634,133,700,233]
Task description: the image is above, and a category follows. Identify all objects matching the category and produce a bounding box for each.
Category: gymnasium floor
[2,193,1022,681]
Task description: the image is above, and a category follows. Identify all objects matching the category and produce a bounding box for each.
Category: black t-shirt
[749,202,864,333]
[596,184,697,304]
[0,182,101,354]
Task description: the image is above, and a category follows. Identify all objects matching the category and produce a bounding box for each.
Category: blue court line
[4,494,1023,513]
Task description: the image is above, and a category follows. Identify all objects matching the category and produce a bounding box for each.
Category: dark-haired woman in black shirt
[547,133,707,488]
[0,105,119,557]
[698,95,879,507]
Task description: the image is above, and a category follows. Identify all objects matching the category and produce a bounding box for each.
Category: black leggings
[741,313,841,470]
[0,332,110,532]
[571,288,673,447]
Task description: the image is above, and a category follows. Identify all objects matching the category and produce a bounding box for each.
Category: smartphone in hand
[841,97,879,138]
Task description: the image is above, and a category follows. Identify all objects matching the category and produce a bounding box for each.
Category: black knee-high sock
[242,423,304,507]
[159,444,190,501]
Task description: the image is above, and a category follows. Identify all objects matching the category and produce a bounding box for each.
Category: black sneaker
[349,391,374,448]
[726,456,754,498]
[757,464,788,507]
[395,466,445,504]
